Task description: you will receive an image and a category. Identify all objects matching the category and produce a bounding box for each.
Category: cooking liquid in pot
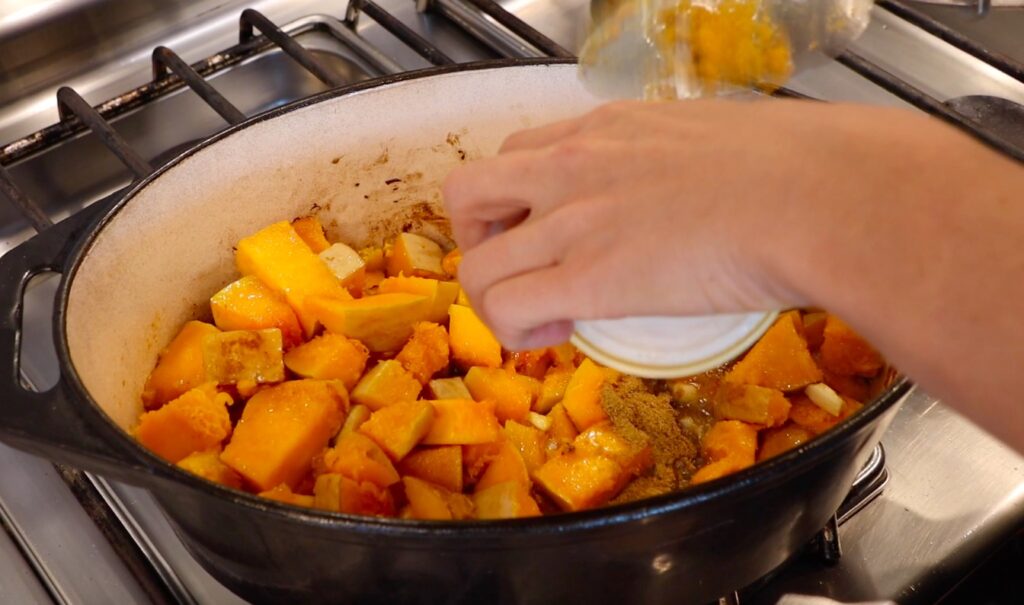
[130,215,885,519]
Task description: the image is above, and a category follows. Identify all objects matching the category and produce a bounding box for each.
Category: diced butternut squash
[819,315,883,377]
[475,440,531,492]
[320,242,367,293]
[319,432,400,487]
[822,369,871,402]
[358,246,385,272]
[395,322,450,384]
[402,476,474,520]
[386,232,445,279]
[448,304,502,368]
[701,420,759,464]
[502,421,546,473]
[142,321,220,409]
[758,425,814,461]
[441,248,462,277]
[713,383,791,428]
[422,399,501,445]
[210,276,303,349]
[283,333,368,390]
[350,360,422,411]
[473,481,541,519]
[505,349,552,380]
[456,287,471,307]
[363,271,385,292]
[339,404,371,437]
[309,293,431,352]
[378,276,460,324]
[202,329,285,386]
[464,367,532,423]
[291,216,331,253]
[398,446,463,493]
[427,377,472,400]
[220,380,347,491]
[548,343,578,371]
[572,423,653,477]
[259,483,314,508]
[547,403,579,443]
[788,393,863,435]
[176,448,242,489]
[690,457,752,485]
[516,375,542,407]
[463,441,505,486]
[535,370,571,413]
[235,221,352,336]
[135,384,232,463]
[562,359,609,431]
[533,453,627,512]
[358,400,435,461]
[724,313,822,391]
[313,474,395,516]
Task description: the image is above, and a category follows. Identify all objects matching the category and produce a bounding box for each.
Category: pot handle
[0,204,161,484]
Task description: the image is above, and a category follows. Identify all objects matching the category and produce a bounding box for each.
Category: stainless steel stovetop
[0,1,1022,604]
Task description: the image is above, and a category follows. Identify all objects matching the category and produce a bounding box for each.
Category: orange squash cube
[724,313,823,391]
[822,369,871,402]
[402,476,474,520]
[210,276,303,349]
[448,304,502,368]
[259,483,314,508]
[397,445,463,493]
[441,248,462,277]
[788,393,863,435]
[395,322,450,384]
[819,315,883,377]
[313,474,395,516]
[502,421,546,473]
[463,367,532,423]
[358,246,385,272]
[235,221,352,336]
[572,423,653,477]
[350,360,422,411]
[422,399,501,446]
[562,359,609,431]
[176,447,242,489]
[284,333,368,390]
[142,321,220,409]
[758,424,814,461]
[309,292,431,352]
[473,481,541,520]
[379,275,460,324]
[320,432,400,487]
[463,440,505,486]
[546,403,579,444]
[339,404,372,436]
[533,453,627,512]
[475,440,531,492]
[802,311,828,350]
[135,384,233,463]
[713,383,791,428]
[291,216,331,253]
[220,380,347,491]
[535,370,571,413]
[426,377,472,400]
[690,457,752,485]
[358,400,435,461]
[386,232,446,279]
[701,420,759,464]
[202,329,285,386]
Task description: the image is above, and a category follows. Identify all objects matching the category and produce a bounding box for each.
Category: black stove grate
[0,2,1015,604]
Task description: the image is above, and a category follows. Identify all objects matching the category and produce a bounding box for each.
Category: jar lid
[571,311,778,379]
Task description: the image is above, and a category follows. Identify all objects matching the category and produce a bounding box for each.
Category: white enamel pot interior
[65,61,602,436]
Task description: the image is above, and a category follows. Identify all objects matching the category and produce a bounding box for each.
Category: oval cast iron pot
[0,60,912,605]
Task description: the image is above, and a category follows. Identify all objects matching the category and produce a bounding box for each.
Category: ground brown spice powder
[601,376,703,503]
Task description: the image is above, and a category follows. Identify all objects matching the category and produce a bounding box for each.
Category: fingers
[442,150,568,250]
[499,116,587,153]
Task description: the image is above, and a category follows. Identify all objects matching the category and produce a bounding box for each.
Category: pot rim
[55,57,914,535]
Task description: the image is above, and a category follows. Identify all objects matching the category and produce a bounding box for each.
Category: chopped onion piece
[805,383,843,417]
[528,411,552,432]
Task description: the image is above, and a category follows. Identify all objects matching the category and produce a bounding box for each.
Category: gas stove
[1,1,1022,604]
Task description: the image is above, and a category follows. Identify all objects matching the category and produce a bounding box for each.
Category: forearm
[774,120,1024,449]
